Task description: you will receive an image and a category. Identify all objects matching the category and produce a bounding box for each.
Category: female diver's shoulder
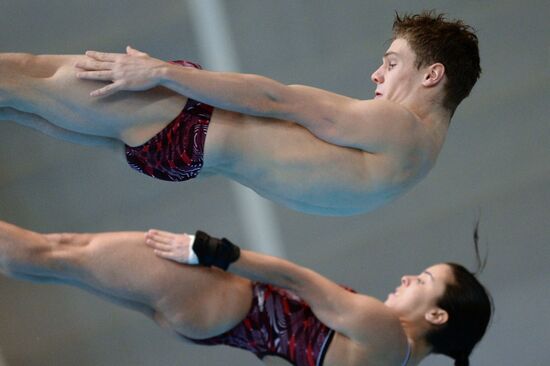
[325,295,410,366]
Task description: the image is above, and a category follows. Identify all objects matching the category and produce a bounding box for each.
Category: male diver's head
[373,11,481,117]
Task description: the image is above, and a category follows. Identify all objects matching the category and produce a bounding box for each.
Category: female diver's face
[385,263,453,321]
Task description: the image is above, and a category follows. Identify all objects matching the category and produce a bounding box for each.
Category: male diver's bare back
[203,108,438,216]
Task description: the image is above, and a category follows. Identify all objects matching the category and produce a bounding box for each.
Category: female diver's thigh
[0,223,253,339]
[62,231,254,338]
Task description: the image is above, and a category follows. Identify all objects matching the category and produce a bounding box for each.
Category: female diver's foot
[0,221,51,277]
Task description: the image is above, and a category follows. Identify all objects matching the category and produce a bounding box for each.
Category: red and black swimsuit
[188,282,350,366]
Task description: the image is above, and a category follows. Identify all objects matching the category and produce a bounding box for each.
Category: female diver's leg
[9,271,156,319]
[0,221,253,339]
[0,53,188,146]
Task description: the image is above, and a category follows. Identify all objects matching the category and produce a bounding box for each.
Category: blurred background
[0,0,549,365]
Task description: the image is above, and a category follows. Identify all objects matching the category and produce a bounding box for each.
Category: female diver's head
[425,261,492,366]
[385,225,493,365]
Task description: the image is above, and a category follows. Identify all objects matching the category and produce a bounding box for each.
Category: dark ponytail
[425,220,493,363]
[454,353,470,366]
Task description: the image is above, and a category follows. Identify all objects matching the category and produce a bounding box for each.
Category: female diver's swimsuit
[188,282,412,366]
[124,60,212,181]
[402,342,412,366]
[188,282,335,366]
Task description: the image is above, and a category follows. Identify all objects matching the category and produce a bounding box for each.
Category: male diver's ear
[425,307,449,325]
[422,63,445,87]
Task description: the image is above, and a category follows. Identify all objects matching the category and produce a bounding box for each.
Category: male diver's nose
[371,66,384,84]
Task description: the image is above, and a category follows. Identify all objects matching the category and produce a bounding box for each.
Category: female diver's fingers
[154,249,186,263]
[144,239,159,249]
[147,228,178,237]
[156,229,185,239]
[145,240,174,251]
[76,70,114,81]
[146,229,185,243]
[90,81,124,97]
[145,231,174,244]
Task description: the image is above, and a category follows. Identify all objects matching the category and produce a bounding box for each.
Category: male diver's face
[371,38,425,103]
[385,263,452,320]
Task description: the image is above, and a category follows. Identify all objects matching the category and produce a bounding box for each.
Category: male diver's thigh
[8,54,188,144]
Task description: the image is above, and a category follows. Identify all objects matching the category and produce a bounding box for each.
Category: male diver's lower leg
[0,106,124,151]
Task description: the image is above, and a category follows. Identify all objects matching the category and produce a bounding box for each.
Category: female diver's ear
[425,307,449,326]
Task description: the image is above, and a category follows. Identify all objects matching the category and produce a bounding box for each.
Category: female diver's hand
[75,46,167,97]
[145,229,194,264]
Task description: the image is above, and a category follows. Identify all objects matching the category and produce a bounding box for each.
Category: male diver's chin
[385,292,396,306]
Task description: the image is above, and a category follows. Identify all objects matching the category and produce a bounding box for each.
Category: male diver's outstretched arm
[76,47,425,154]
[145,229,399,343]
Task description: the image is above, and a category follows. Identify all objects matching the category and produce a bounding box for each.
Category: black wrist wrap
[193,230,241,270]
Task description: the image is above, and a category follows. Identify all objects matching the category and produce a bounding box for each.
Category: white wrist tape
[187,234,199,264]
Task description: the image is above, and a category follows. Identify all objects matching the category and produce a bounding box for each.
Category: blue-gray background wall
[0,1,549,365]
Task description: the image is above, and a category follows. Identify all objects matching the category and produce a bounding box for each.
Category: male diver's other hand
[75,46,166,97]
[145,229,193,264]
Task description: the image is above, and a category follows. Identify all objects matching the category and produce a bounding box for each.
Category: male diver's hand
[75,46,167,97]
[145,229,195,264]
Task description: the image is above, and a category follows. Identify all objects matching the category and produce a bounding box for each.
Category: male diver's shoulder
[357,99,419,128]
[365,100,429,149]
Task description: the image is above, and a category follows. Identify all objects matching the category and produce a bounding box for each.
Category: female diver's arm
[144,229,398,342]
